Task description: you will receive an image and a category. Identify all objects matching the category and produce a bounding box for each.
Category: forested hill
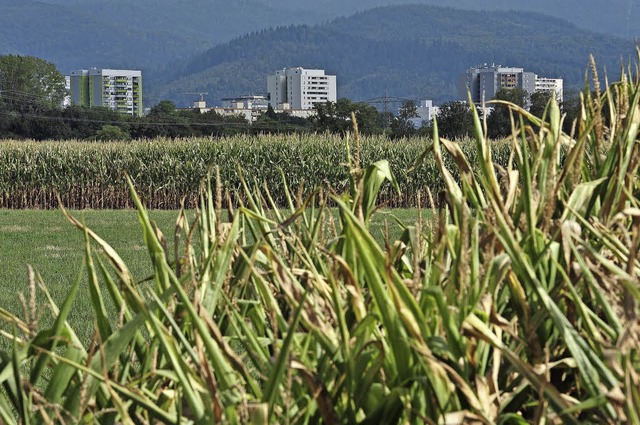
[149,5,636,106]
[265,0,640,39]
[37,0,640,40]
[3,0,636,76]
[0,0,195,71]
[0,0,306,72]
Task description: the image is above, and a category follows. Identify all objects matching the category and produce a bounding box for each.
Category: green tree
[561,89,581,136]
[529,91,554,120]
[149,100,177,116]
[311,101,340,133]
[312,99,383,135]
[143,100,191,138]
[486,88,528,139]
[354,105,384,135]
[0,55,66,112]
[95,124,131,141]
[265,104,278,120]
[189,109,249,137]
[254,106,311,134]
[435,101,474,139]
[390,100,418,139]
[61,105,130,140]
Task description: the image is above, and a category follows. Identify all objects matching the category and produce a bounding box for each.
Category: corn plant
[0,58,638,424]
[0,135,514,209]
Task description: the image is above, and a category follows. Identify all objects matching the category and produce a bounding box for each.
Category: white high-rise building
[465,65,536,104]
[535,77,564,104]
[267,67,336,110]
[465,64,563,105]
[69,68,143,116]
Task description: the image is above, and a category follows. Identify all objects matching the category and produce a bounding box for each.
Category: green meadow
[0,208,420,342]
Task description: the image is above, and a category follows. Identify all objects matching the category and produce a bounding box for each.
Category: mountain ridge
[2,0,638,75]
[149,5,635,106]
[0,0,197,72]
[35,0,640,39]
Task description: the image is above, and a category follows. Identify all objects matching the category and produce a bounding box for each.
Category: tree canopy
[0,55,66,111]
[486,88,528,139]
[311,99,384,136]
[435,101,474,139]
[389,100,419,139]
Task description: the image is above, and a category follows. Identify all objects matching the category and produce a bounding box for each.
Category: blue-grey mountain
[0,0,308,72]
[149,5,635,106]
[1,0,638,75]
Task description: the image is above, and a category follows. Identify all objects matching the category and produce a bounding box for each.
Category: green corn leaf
[264,291,308,421]
[29,263,82,385]
[361,160,399,225]
[0,390,17,425]
[83,226,113,343]
[43,344,85,406]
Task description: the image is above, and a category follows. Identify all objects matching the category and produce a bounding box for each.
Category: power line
[0,109,311,132]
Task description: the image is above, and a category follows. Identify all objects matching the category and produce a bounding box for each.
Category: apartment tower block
[70,68,142,116]
[466,64,563,104]
[267,67,336,110]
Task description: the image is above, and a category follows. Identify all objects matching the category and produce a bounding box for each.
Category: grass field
[0,209,179,342]
[0,207,421,343]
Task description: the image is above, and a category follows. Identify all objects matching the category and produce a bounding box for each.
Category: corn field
[0,134,512,209]
[0,57,639,424]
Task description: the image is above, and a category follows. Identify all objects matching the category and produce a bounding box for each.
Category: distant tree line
[434,88,581,140]
[0,54,581,142]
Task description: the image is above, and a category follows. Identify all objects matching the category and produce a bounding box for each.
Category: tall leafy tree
[60,105,128,140]
[95,124,131,141]
[435,101,474,140]
[561,89,581,136]
[529,91,554,120]
[486,88,528,139]
[142,100,191,138]
[0,55,66,112]
[312,99,384,136]
[390,100,418,139]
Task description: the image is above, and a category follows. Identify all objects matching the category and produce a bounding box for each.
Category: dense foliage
[0,100,306,141]
[0,97,432,138]
[0,60,639,423]
[0,55,66,111]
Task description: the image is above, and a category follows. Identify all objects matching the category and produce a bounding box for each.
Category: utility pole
[182,92,208,102]
[382,90,391,129]
[181,92,208,109]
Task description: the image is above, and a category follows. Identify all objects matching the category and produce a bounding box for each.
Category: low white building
[409,100,440,128]
[221,95,269,110]
[267,67,337,110]
[182,96,316,123]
